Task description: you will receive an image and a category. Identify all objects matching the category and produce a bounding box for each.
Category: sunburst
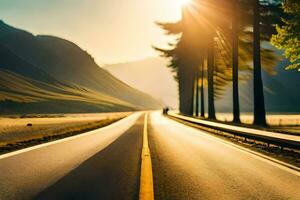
[176,0,191,7]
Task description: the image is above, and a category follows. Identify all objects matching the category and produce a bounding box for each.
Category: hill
[104,57,178,108]
[0,21,162,114]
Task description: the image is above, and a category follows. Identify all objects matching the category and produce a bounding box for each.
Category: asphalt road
[0,113,142,200]
[0,111,299,200]
[36,114,144,200]
[149,112,300,200]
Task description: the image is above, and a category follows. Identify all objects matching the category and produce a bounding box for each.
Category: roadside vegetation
[271,0,300,71]
[0,114,129,154]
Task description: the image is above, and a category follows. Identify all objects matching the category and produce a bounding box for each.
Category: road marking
[0,113,141,160]
[166,114,300,177]
[139,113,154,200]
[209,135,300,176]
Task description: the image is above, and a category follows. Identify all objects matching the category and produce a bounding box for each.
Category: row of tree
[155,0,293,126]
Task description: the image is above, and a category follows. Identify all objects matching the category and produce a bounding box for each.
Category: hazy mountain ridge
[104,57,179,108]
[0,21,162,114]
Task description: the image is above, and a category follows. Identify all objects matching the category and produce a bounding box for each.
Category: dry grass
[0,113,130,154]
[214,113,300,135]
[0,70,138,109]
[216,113,300,126]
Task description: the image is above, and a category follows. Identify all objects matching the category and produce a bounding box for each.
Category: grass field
[0,112,130,154]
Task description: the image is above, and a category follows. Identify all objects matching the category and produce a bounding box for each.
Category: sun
[176,0,191,7]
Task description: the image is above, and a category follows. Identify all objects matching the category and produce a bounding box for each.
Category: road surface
[149,112,300,200]
[0,113,142,200]
[0,112,299,200]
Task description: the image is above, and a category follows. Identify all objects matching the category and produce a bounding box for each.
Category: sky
[0,0,184,64]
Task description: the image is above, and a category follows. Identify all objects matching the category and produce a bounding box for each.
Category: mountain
[0,21,162,114]
[104,57,179,108]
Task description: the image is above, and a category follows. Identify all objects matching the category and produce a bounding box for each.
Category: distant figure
[163,107,169,115]
[166,107,169,115]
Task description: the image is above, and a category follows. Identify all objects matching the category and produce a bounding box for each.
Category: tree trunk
[178,65,185,114]
[179,62,195,116]
[253,0,267,126]
[232,1,241,123]
[200,57,205,118]
[207,36,216,120]
[195,65,199,117]
[187,75,195,116]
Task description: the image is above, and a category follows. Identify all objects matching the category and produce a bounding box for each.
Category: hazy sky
[0,0,183,64]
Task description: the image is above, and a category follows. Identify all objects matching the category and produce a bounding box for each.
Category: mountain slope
[104,57,179,108]
[0,21,162,114]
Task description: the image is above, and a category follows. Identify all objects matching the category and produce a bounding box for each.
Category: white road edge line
[0,113,140,160]
[167,114,300,177]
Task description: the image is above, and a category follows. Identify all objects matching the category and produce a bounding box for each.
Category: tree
[228,0,280,125]
[194,64,200,117]
[252,0,267,126]
[271,0,300,71]
[207,34,216,119]
[232,0,241,123]
[154,2,211,116]
[155,0,279,123]
[200,57,205,117]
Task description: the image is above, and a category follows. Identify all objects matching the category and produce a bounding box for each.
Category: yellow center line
[139,112,154,200]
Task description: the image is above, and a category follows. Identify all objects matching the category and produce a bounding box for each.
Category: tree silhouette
[232,0,241,123]
[155,0,280,126]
